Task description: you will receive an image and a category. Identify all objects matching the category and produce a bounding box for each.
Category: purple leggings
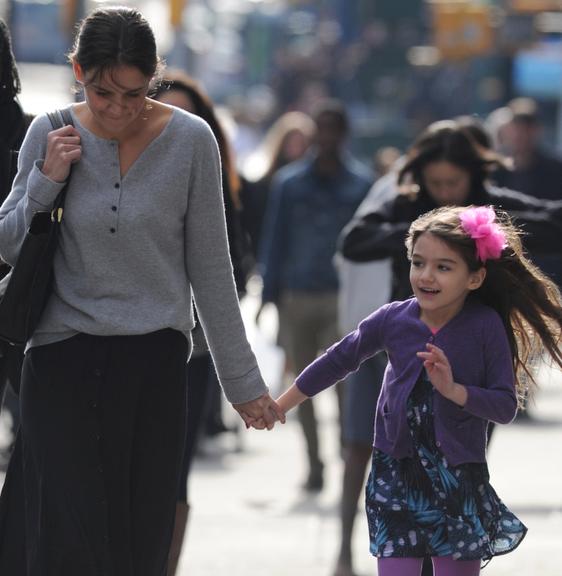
[378,556,480,576]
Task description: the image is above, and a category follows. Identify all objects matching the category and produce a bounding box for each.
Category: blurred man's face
[422,161,472,206]
[503,120,540,159]
[314,112,347,156]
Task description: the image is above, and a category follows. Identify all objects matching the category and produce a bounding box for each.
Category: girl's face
[422,161,471,206]
[155,89,196,114]
[74,62,151,135]
[410,232,485,326]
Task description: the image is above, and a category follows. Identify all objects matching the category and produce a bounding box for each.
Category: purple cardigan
[296,297,517,466]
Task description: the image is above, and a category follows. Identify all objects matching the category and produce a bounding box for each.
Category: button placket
[109,143,121,233]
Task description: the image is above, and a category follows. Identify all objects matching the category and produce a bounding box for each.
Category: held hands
[235,384,308,431]
[416,343,468,407]
[233,393,286,431]
[41,125,82,183]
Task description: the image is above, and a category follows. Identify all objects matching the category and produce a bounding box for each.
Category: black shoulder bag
[0,108,74,346]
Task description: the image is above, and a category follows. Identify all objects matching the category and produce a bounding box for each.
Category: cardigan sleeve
[296,302,390,396]
[462,311,518,424]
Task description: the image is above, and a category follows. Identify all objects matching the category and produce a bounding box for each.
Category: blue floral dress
[366,371,527,562]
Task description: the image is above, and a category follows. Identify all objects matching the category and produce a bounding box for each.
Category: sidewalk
[178,292,562,576]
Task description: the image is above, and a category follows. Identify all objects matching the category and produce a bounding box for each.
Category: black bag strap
[45,108,75,221]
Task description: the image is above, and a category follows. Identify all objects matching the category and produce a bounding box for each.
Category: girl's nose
[421,266,434,281]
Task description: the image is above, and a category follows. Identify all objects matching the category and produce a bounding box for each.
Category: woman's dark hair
[454,115,492,150]
[153,71,241,207]
[406,205,562,406]
[397,120,509,198]
[0,18,21,103]
[68,7,162,82]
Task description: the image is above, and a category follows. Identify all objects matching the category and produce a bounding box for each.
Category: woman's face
[283,130,310,163]
[155,89,196,114]
[422,161,471,206]
[74,63,151,135]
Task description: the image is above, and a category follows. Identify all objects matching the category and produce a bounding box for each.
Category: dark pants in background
[0,329,189,576]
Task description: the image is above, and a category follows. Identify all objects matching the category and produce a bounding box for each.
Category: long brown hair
[406,205,562,406]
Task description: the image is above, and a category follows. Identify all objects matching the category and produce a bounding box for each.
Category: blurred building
[4,0,562,157]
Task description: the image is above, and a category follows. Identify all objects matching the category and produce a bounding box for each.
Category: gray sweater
[0,106,267,404]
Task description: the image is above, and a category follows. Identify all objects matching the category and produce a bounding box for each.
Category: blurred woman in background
[154,70,253,575]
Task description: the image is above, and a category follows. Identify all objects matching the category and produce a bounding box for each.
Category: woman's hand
[41,124,82,183]
[417,343,467,406]
[233,393,286,430]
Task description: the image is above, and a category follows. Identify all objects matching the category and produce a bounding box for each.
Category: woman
[241,110,315,258]
[0,7,283,576]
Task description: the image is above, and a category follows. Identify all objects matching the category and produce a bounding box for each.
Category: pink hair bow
[459,206,507,263]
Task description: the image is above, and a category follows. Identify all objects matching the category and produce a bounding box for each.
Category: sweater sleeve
[339,194,411,263]
[463,311,518,424]
[0,114,65,265]
[183,121,268,405]
[296,303,390,396]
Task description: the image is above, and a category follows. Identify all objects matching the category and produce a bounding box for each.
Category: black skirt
[0,329,189,576]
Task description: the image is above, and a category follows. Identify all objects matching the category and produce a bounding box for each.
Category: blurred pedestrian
[277,204,562,575]
[245,110,315,387]
[373,146,401,177]
[0,16,32,468]
[0,7,283,575]
[241,110,315,260]
[259,99,372,491]
[154,70,253,575]
[0,18,33,201]
[495,97,562,201]
[494,97,562,287]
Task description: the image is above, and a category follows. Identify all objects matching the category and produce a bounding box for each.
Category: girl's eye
[438,265,450,271]
[412,260,423,268]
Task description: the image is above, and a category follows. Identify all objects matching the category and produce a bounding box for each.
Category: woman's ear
[72,60,84,84]
[468,267,486,291]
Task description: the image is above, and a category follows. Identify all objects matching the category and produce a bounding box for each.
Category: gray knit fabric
[0,106,267,404]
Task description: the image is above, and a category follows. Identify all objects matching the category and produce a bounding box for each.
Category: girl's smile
[410,232,485,327]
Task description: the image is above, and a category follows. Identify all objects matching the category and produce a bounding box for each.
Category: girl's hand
[276,384,308,414]
[417,343,467,406]
[41,125,82,183]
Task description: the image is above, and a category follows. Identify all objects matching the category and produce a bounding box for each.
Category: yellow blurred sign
[432,3,494,60]
[510,0,562,12]
[170,0,187,28]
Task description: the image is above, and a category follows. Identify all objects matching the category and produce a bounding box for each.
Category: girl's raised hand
[417,343,467,406]
[41,124,82,183]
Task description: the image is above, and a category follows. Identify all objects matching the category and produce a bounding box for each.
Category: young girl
[276,205,562,575]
